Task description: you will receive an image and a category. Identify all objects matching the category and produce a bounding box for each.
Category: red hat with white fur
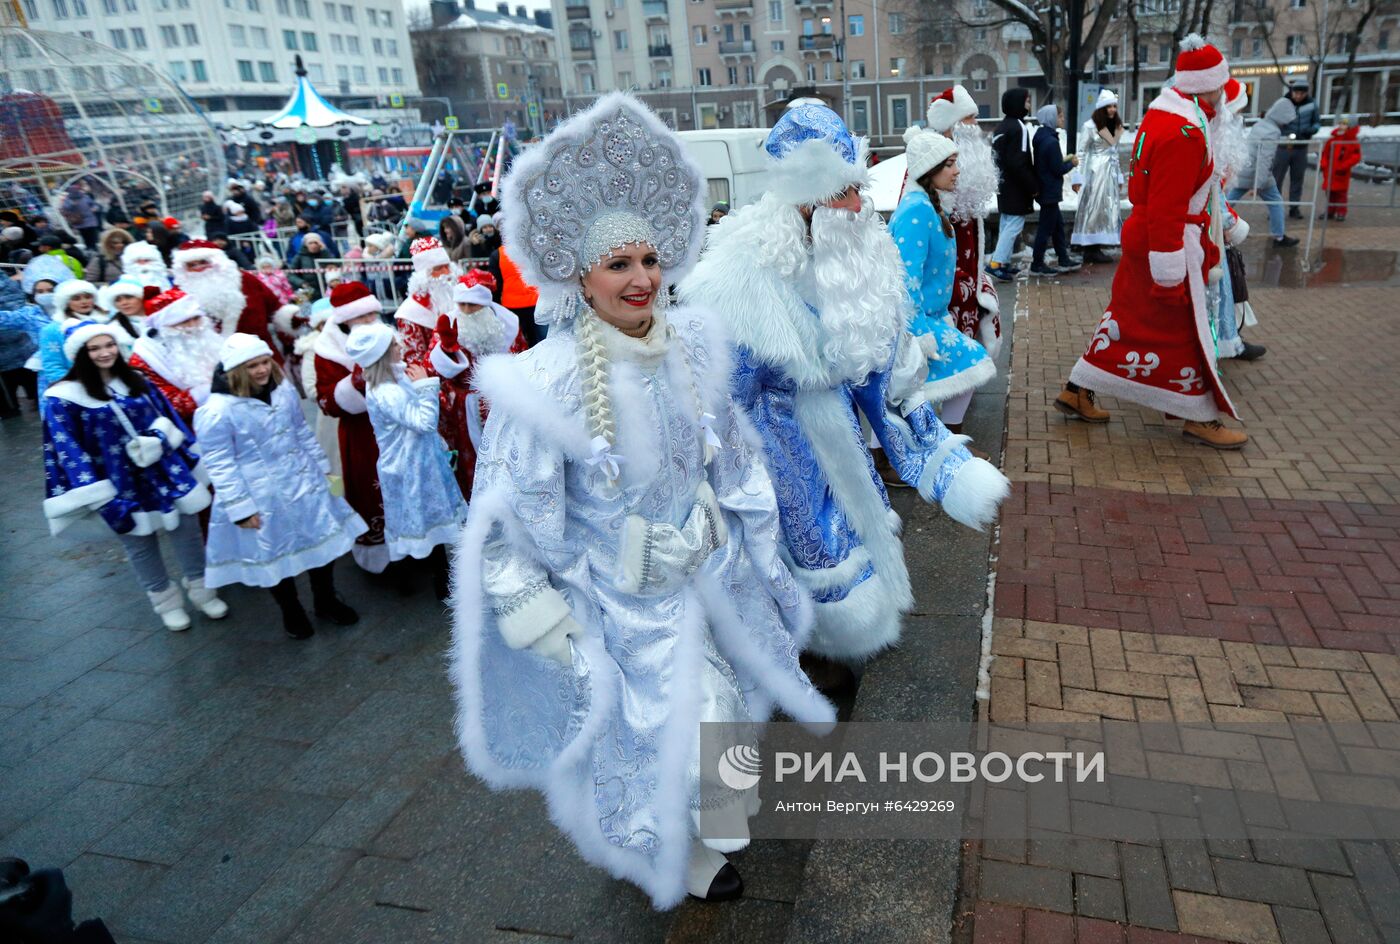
[409,236,450,274]
[145,287,205,329]
[926,85,978,133]
[1173,34,1229,94]
[171,238,227,268]
[459,268,498,294]
[328,281,382,325]
[1223,77,1249,113]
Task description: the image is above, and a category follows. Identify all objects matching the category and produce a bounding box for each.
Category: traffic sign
[144,97,163,113]
[389,93,405,108]
[444,115,459,130]
[495,82,509,99]
[528,102,539,117]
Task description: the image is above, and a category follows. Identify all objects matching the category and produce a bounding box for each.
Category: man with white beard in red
[393,236,457,370]
[127,288,223,425]
[171,239,297,359]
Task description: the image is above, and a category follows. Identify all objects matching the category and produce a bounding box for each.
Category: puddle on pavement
[1243,245,1400,288]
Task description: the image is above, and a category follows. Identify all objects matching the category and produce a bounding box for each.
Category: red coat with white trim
[1070,89,1238,422]
[128,353,200,425]
[234,270,294,363]
[1319,125,1362,191]
[312,332,387,572]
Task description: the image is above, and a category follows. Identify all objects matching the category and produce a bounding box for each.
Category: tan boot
[1053,386,1110,423]
[1182,420,1249,449]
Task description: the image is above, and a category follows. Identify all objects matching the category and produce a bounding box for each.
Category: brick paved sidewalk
[961,204,1400,944]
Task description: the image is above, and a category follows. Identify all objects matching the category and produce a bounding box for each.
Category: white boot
[147,584,191,632]
[685,840,731,899]
[182,576,229,619]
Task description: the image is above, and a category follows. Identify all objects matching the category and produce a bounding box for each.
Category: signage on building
[1230,63,1309,77]
[444,115,460,130]
[496,82,510,99]
[389,93,405,108]
[144,98,163,113]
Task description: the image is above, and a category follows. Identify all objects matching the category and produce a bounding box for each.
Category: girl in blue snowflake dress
[889,127,996,418]
[41,320,224,632]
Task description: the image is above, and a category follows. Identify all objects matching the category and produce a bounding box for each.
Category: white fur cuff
[43,479,118,529]
[1149,248,1187,286]
[273,303,301,333]
[941,457,1011,532]
[1227,216,1250,246]
[429,344,470,379]
[497,584,572,649]
[333,374,368,414]
[148,415,185,451]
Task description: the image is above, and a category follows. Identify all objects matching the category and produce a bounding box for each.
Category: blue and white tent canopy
[241,57,370,143]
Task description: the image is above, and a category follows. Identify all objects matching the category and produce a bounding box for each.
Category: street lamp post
[1067,0,1084,154]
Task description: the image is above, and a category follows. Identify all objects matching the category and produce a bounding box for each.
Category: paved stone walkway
[960,199,1400,944]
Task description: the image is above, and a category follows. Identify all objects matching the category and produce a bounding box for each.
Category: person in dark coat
[1272,80,1321,219]
[987,87,1038,280]
[200,192,227,238]
[1029,103,1081,276]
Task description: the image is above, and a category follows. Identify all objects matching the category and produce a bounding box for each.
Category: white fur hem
[1069,359,1222,422]
[388,518,466,561]
[350,538,391,573]
[1226,217,1250,246]
[429,344,470,379]
[805,573,904,663]
[333,375,368,414]
[43,480,118,532]
[1149,249,1187,286]
[921,355,998,405]
[205,512,368,588]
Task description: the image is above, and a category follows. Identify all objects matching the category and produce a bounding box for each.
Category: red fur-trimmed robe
[1070,88,1238,422]
[395,293,525,499]
[949,216,1002,359]
[128,350,202,425]
[312,329,387,573]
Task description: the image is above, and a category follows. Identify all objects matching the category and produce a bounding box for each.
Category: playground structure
[403,126,519,230]
[0,15,225,226]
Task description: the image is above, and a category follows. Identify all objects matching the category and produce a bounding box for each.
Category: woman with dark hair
[890,127,996,428]
[41,320,223,631]
[195,333,365,639]
[1070,89,1127,264]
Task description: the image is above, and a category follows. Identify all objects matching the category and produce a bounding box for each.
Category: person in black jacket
[1029,103,1081,276]
[987,87,1037,281]
[1271,81,1321,219]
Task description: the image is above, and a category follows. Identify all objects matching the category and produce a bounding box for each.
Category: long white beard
[157,326,223,390]
[807,201,907,382]
[944,125,1000,221]
[126,260,170,289]
[408,268,460,317]
[454,308,505,356]
[1213,109,1249,189]
[176,259,246,335]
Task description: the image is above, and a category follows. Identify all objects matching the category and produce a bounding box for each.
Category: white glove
[530,614,582,666]
[190,383,211,406]
[125,434,164,468]
[617,482,728,595]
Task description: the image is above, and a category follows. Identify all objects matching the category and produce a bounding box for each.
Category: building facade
[410,0,566,136]
[544,0,1400,143]
[13,0,422,126]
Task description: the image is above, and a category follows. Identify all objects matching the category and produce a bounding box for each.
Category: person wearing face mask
[450,92,836,909]
[41,321,216,631]
[891,125,996,438]
[195,334,364,639]
[681,102,1010,678]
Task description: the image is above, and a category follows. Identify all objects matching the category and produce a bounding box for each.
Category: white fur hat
[902,126,958,185]
[762,101,870,207]
[62,319,130,363]
[926,85,978,133]
[408,236,450,274]
[98,277,147,313]
[121,240,164,268]
[219,332,274,371]
[1094,88,1119,110]
[344,321,394,369]
[52,279,98,316]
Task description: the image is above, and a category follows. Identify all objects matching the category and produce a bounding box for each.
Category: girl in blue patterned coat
[41,320,224,631]
[345,322,467,599]
[889,127,996,424]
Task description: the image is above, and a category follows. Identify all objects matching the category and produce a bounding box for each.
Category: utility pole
[837,0,850,125]
[1067,0,1084,154]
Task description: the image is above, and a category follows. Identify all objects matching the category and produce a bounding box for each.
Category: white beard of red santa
[453,307,506,356]
[943,124,1000,222]
[175,255,246,336]
[408,267,460,316]
[1213,107,1249,190]
[126,257,169,288]
[156,320,224,390]
[805,200,907,383]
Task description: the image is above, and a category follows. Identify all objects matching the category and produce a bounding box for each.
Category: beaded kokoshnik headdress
[499,91,707,324]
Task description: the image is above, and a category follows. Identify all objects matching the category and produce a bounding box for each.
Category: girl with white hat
[36,279,134,392]
[41,320,219,631]
[1070,87,1127,264]
[344,321,466,599]
[194,333,366,639]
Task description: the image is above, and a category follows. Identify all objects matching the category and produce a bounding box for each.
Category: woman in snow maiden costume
[890,124,997,430]
[195,333,365,639]
[450,92,834,908]
[1070,88,1127,264]
[42,320,224,631]
[346,321,466,600]
[681,102,1010,667]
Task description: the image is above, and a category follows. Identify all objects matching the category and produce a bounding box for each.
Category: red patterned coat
[1070,89,1237,422]
[949,215,1002,360]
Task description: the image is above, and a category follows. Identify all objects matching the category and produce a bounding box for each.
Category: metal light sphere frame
[0,22,226,226]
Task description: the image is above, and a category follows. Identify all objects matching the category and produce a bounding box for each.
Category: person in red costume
[393,235,457,379]
[128,288,223,424]
[1319,117,1363,222]
[172,239,298,359]
[313,281,388,573]
[1058,35,1248,450]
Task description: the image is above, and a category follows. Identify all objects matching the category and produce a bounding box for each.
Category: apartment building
[410,0,567,135]
[13,0,422,126]
[545,0,1399,141]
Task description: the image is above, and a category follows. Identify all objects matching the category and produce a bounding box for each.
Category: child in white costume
[448,92,834,908]
[346,321,466,598]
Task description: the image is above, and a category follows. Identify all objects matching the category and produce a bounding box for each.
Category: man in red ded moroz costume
[394,235,458,367]
[172,238,298,358]
[128,287,223,424]
[1059,35,1248,449]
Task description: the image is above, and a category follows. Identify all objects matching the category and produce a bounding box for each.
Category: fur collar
[312,323,354,368]
[394,295,436,330]
[45,377,131,409]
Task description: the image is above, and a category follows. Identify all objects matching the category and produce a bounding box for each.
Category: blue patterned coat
[42,379,210,536]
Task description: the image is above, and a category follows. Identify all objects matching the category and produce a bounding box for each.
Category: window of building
[697,66,712,85]
[768,0,781,21]
[581,70,596,92]
[283,29,298,49]
[386,38,398,56]
[51,0,69,17]
[367,7,377,24]
[771,39,784,51]
[744,64,754,83]
[973,76,986,90]
[109,29,128,48]
[182,24,198,44]
[1008,51,1019,70]
[372,37,381,54]
[277,0,289,12]
[848,15,863,36]
[889,56,905,76]
[694,25,706,45]
[192,59,207,80]
[375,65,386,82]
[237,59,254,81]
[101,0,115,11]
[1380,29,1390,50]
[230,24,247,46]
[341,3,353,21]
[303,31,318,51]
[805,62,816,80]
[614,29,628,50]
[1289,0,1304,7]
[323,0,335,18]
[1100,46,1117,67]
[382,7,391,25]
[248,0,260,9]
[1159,42,1171,61]
[802,17,814,35]
[656,67,673,86]
[346,35,360,53]
[850,98,869,135]
[128,26,147,48]
[160,24,178,46]
[823,61,832,80]
[889,12,904,34]
[259,60,276,81]
[306,62,324,81]
[251,27,267,47]
[294,0,309,16]
[331,34,344,51]
[727,65,738,83]
[170,61,189,81]
[849,59,865,77]
[1285,34,1303,55]
[889,94,910,131]
[353,64,366,83]
[1231,37,1242,57]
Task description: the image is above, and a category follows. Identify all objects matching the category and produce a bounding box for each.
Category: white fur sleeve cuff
[43,479,118,526]
[333,374,368,414]
[1148,248,1187,286]
[148,415,185,451]
[494,582,572,650]
[941,457,1011,532]
[273,304,301,334]
[1226,217,1250,246]
[429,344,470,379]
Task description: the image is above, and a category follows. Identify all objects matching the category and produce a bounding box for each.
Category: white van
[676,129,770,211]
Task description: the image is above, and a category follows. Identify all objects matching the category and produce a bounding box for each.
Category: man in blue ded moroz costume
[681,103,1010,669]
